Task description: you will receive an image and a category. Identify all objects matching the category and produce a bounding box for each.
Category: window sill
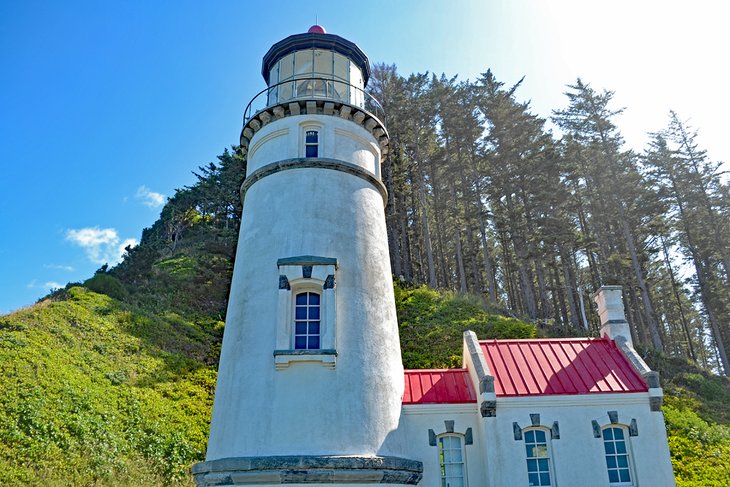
[273,349,337,370]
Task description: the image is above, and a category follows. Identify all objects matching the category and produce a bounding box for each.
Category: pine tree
[553,80,665,350]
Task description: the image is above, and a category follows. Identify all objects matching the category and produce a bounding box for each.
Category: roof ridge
[404,368,468,373]
[479,337,606,343]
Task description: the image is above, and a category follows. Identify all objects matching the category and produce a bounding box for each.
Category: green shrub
[396,283,536,368]
[83,274,129,302]
[664,398,730,485]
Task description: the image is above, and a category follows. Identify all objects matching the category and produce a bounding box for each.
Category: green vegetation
[663,399,730,486]
[1,141,727,483]
[644,354,730,485]
[3,277,730,484]
[396,283,536,368]
[0,287,219,485]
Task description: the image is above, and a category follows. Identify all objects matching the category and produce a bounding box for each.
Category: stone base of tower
[192,456,423,486]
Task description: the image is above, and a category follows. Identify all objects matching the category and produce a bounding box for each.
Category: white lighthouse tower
[193,26,423,486]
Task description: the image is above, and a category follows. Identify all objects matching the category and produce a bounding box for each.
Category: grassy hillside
[647,353,730,486]
[3,280,730,485]
[394,283,536,368]
[0,287,219,485]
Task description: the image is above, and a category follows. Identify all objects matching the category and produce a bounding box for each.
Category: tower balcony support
[239,80,389,158]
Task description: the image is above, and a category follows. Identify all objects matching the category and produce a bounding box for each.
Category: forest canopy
[368,64,730,375]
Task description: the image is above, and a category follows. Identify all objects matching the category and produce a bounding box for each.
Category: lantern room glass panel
[350,62,363,107]
[266,48,366,106]
[294,50,313,76]
[313,49,331,76]
[333,53,349,82]
[333,53,349,102]
[278,53,294,101]
[267,62,279,105]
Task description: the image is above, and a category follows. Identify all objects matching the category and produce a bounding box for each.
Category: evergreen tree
[553,80,665,350]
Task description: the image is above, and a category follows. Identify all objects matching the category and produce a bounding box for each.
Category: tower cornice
[240,99,389,158]
[240,157,388,206]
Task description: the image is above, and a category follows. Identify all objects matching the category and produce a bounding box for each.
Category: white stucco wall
[386,404,487,487]
[246,115,380,177]
[203,108,676,487]
[487,395,675,487]
[391,393,675,487]
[206,114,404,462]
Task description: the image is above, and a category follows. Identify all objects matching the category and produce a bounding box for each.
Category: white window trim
[274,259,336,370]
[601,425,636,487]
[292,287,322,350]
[523,427,555,487]
[438,434,468,487]
[300,122,323,158]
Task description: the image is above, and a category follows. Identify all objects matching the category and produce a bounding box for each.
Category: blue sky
[1,0,728,314]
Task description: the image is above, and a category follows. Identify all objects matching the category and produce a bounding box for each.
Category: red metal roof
[480,338,648,397]
[403,369,477,405]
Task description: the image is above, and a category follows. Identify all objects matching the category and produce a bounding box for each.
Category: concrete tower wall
[205,114,405,461]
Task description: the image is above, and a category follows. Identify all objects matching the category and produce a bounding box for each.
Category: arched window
[524,429,552,486]
[294,291,320,349]
[438,435,465,487]
[602,426,633,485]
[305,130,319,158]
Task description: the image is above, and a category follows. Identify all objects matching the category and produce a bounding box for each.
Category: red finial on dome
[308,24,326,34]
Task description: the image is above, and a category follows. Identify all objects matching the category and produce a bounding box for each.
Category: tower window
[603,427,633,485]
[438,435,465,487]
[524,429,552,486]
[294,292,320,349]
[305,130,319,158]
[275,257,336,369]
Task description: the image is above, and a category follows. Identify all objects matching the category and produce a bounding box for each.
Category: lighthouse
[191,24,679,487]
[193,26,423,486]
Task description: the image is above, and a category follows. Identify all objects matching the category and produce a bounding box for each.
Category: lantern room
[260,25,371,107]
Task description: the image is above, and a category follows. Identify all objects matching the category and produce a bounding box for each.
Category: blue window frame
[525,429,552,486]
[305,130,318,158]
[603,427,632,485]
[294,292,320,349]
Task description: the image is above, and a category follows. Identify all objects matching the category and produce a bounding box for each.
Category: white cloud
[43,264,75,272]
[65,227,138,265]
[118,238,138,261]
[135,185,165,208]
[26,279,64,291]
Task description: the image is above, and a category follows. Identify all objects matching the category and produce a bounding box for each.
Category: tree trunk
[660,235,696,361]
[477,208,498,303]
[416,179,437,288]
[617,202,664,350]
[673,175,730,374]
[383,159,402,277]
[559,245,581,328]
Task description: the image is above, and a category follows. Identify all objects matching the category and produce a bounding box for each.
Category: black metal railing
[242,77,386,127]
